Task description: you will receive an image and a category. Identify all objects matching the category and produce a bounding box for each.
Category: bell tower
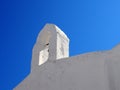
[31,24,69,71]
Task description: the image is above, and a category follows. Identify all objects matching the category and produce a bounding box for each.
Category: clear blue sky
[0,0,120,89]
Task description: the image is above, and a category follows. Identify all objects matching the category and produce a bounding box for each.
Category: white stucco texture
[14,24,120,90]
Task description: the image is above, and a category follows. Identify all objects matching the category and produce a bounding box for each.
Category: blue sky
[0,0,120,89]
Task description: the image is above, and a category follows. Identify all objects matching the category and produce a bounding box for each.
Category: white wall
[14,24,120,90]
[14,46,120,90]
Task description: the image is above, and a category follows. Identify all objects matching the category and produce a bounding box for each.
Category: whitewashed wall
[14,24,120,90]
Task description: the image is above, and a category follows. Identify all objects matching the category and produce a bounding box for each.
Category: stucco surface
[14,24,120,90]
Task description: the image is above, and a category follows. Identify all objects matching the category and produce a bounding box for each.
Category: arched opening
[39,44,49,65]
[38,31,51,65]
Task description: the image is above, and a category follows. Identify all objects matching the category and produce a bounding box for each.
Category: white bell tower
[31,24,69,70]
